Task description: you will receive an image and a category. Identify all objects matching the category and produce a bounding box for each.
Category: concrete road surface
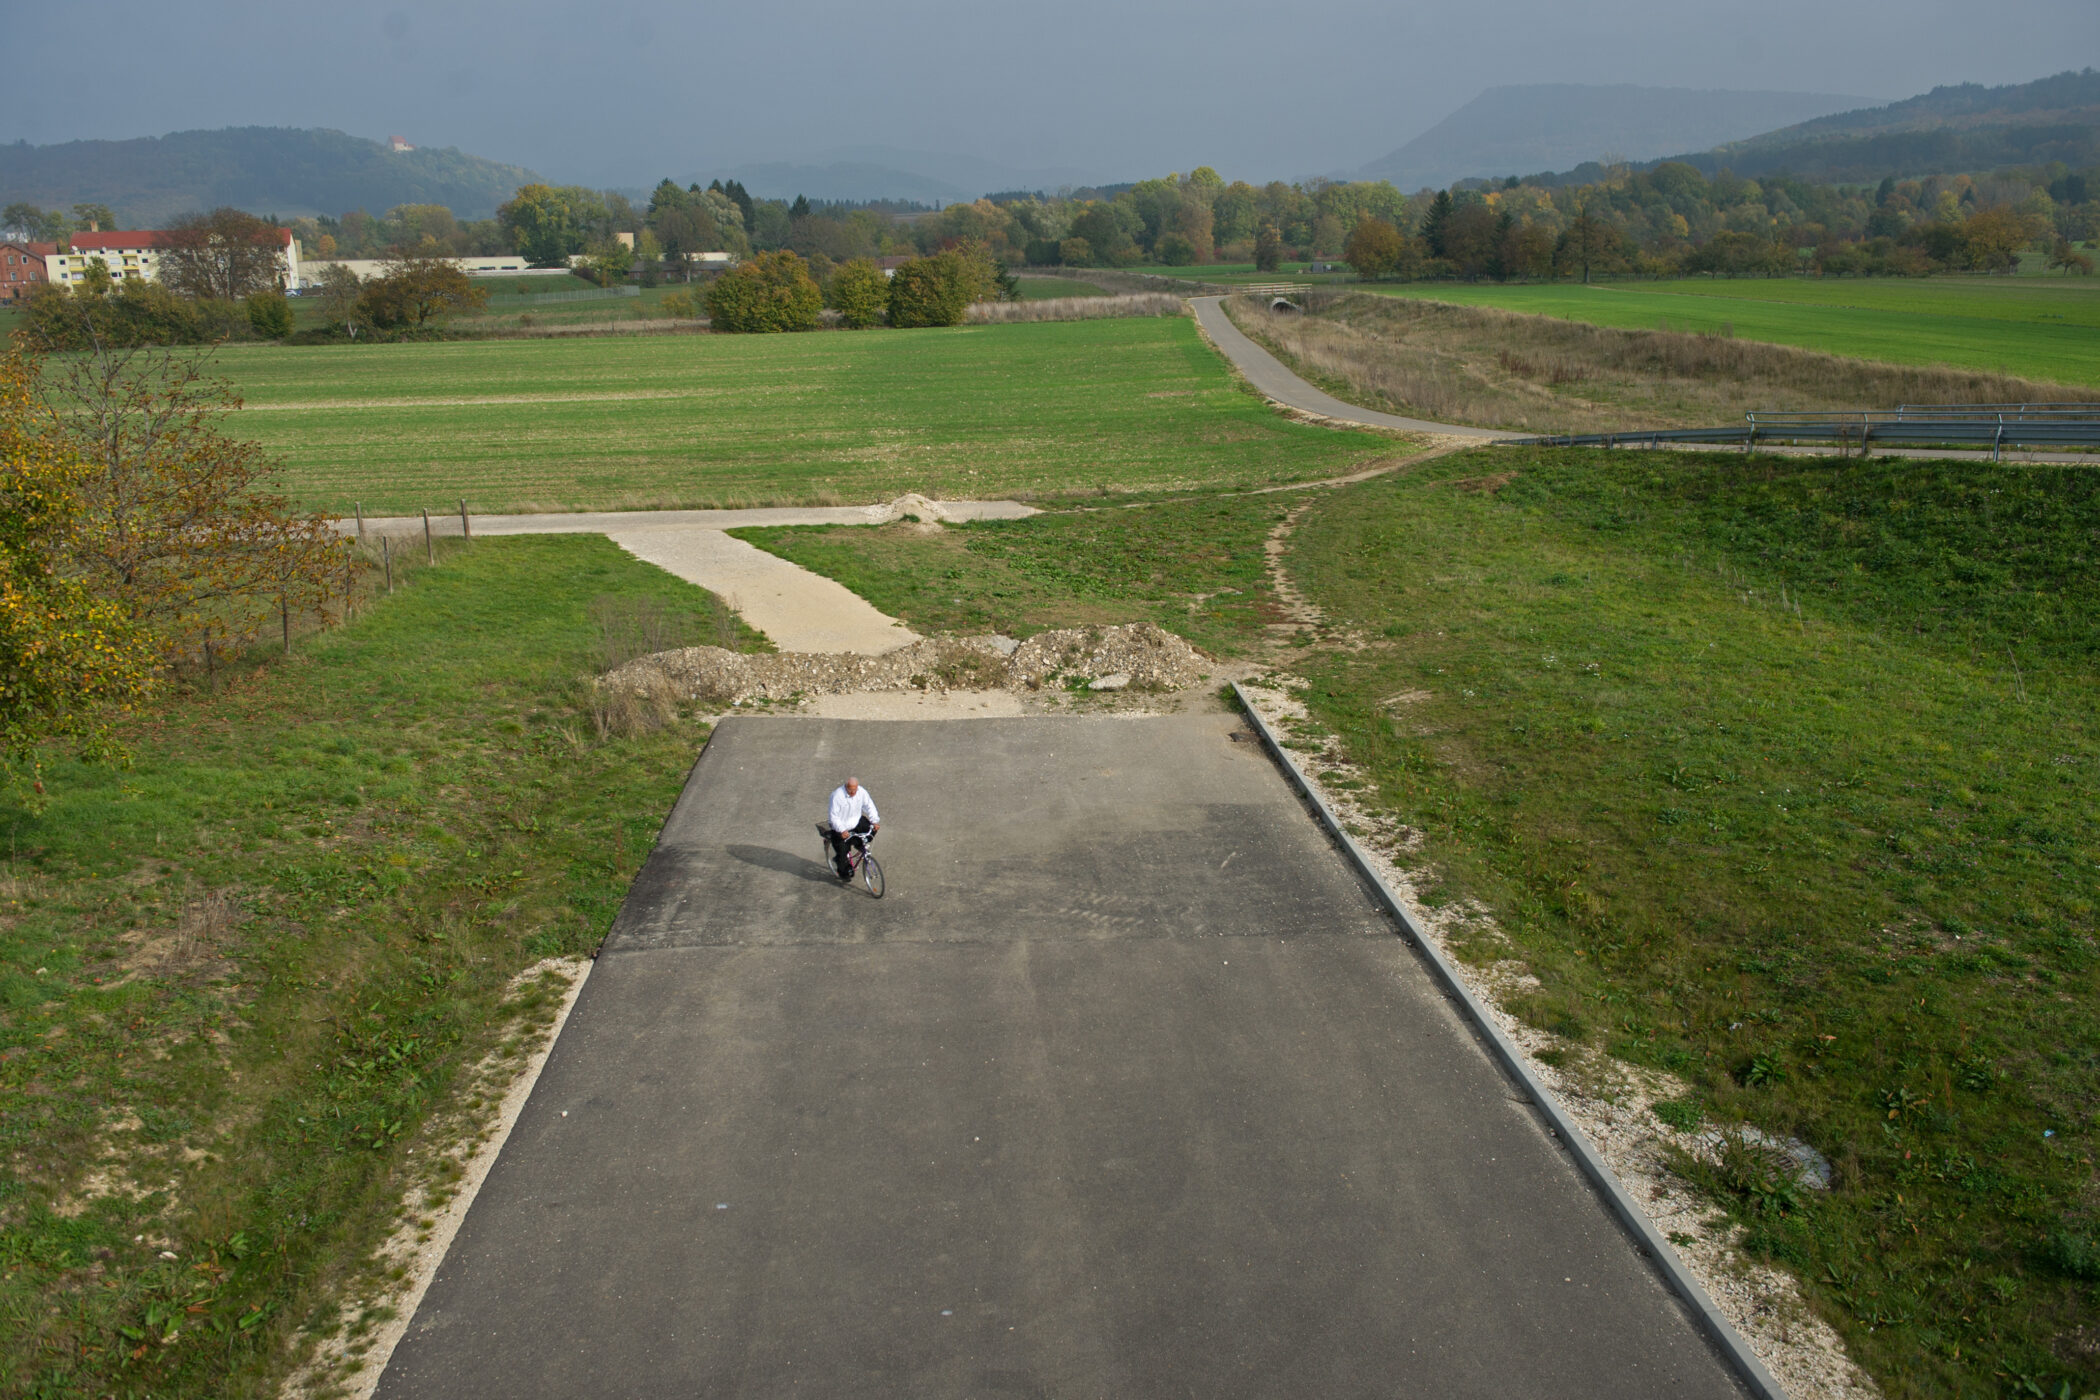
[375,715,1749,1399]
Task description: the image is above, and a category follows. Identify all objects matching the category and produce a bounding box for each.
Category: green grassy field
[1346,278,2100,388]
[206,317,1396,514]
[736,491,1291,658]
[1013,276,1111,300]
[0,535,737,1398]
[1283,448,2100,1397]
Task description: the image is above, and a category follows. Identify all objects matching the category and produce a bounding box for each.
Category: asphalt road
[375,715,1749,1399]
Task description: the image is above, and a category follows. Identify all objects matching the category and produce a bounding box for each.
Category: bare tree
[159,208,286,301]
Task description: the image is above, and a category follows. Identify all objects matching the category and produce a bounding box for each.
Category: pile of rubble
[601,622,1209,707]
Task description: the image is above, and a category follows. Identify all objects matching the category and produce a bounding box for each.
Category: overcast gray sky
[7,0,2093,186]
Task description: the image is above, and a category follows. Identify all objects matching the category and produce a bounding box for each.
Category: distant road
[1190,295,1501,438]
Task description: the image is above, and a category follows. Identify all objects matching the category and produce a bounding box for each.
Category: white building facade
[45,228,300,291]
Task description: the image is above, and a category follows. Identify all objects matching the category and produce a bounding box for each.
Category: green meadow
[204,317,1394,514]
[1286,447,2100,1396]
[1352,277,2100,387]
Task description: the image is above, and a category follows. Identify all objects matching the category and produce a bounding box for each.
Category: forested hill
[1669,69,2100,182]
[0,128,540,224]
[1357,85,1871,191]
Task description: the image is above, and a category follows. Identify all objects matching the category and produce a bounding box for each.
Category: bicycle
[817,824,884,898]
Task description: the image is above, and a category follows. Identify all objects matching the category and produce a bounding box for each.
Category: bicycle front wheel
[861,853,885,899]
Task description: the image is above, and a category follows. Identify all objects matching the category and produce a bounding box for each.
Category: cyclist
[821,776,881,880]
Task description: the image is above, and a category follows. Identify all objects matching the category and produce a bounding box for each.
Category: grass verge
[0,535,738,1398]
[733,490,1298,658]
[1283,446,2099,1397]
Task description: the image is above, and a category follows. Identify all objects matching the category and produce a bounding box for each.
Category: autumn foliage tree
[0,352,156,766]
[356,252,489,331]
[159,208,287,301]
[1342,218,1404,279]
[34,342,353,670]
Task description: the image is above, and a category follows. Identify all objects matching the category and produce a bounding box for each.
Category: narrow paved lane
[375,715,1751,1400]
[1190,295,1502,438]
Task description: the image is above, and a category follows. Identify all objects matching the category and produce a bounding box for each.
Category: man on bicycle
[821,776,880,880]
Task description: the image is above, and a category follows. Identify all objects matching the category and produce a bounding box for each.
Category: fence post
[422,509,434,564]
[460,498,471,540]
[382,535,393,593]
[1994,417,2004,464]
[355,502,364,540]
[281,596,291,656]
[1744,413,1756,455]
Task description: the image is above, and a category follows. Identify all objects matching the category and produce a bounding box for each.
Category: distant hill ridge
[1672,69,2100,181]
[1357,84,1876,191]
[0,127,541,225]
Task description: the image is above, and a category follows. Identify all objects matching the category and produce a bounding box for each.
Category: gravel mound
[602,622,1208,706]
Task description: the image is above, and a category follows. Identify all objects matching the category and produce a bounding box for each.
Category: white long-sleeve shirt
[828,784,880,833]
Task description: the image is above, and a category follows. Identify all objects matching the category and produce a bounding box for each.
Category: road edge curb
[1230,681,1789,1400]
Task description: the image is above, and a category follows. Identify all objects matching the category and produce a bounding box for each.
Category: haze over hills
[1666,68,2100,181]
[1356,84,1877,191]
[0,127,541,225]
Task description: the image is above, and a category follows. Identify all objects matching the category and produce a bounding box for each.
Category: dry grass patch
[1228,292,2089,434]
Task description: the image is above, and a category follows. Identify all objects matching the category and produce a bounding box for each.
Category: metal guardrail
[1510,404,2100,460]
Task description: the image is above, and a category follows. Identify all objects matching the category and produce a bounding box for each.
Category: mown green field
[206,317,1393,514]
[1349,278,2100,387]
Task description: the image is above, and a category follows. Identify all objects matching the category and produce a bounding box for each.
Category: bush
[19,280,213,350]
[829,259,888,329]
[245,290,294,339]
[705,250,822,332]
[886,253,973,328]
[1156,232,1197,266]
[1059,236,1094,267]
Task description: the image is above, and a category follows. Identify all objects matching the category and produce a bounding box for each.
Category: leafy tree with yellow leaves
[0,352,156,769]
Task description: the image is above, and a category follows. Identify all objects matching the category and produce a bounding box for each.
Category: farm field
[206,317,1396,514]
[1350,277,2100,387]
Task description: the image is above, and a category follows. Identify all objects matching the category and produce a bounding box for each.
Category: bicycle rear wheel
[860,853,885,899]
